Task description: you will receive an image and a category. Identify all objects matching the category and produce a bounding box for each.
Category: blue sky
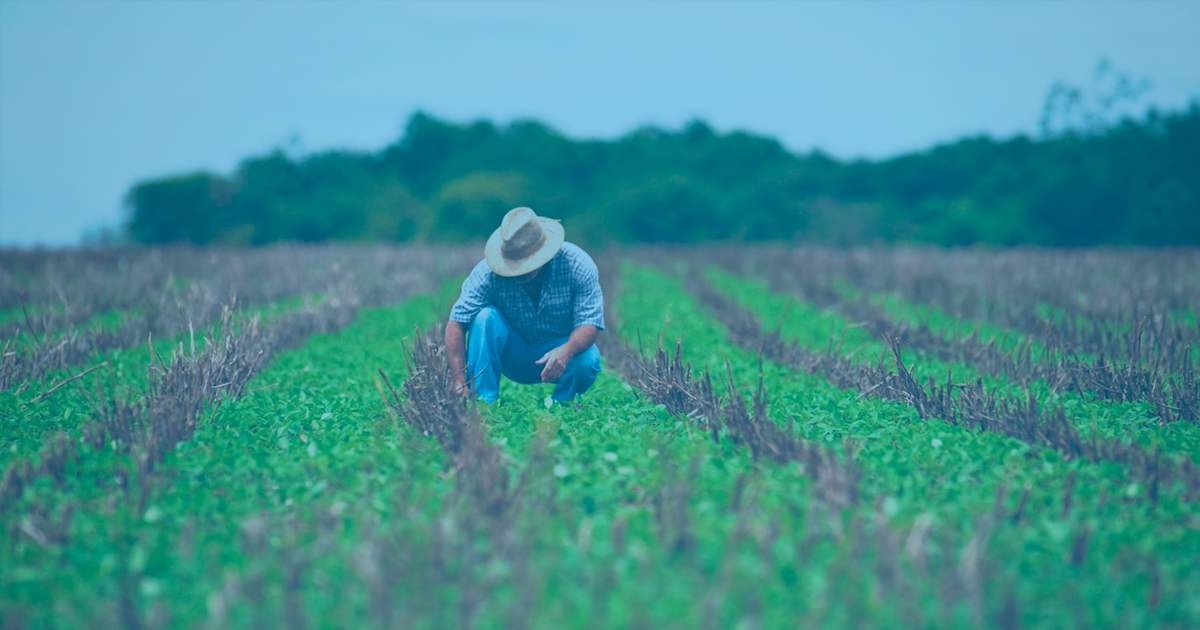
[2,0,1198,246]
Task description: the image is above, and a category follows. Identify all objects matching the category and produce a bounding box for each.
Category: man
[446,207,604,403]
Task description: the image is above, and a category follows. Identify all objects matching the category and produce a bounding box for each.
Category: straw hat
[484,207,565,277]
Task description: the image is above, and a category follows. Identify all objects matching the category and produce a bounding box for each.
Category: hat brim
[484,218,565,277]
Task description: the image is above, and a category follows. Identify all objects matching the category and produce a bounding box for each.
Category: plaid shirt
[449,242,605,345]
[448,242,604,343]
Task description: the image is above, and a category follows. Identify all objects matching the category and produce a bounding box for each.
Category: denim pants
[466,306,602,403]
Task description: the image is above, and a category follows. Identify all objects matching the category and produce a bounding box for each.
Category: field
[1,244,1198,628]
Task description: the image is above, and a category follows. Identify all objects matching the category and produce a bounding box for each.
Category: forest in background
[124,100,1200,248]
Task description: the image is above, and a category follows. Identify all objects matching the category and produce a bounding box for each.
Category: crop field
[1,244,1198,628]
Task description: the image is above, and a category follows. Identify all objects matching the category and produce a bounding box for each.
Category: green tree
[124,103,1200,248]
[124,171,233,244]
[423,172,534,242]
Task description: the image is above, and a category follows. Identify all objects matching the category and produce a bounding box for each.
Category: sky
[1,0,1198,247]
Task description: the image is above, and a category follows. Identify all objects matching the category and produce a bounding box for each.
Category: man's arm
[535,324,599,383]
[445,261,495,397]
[445,320,471,397]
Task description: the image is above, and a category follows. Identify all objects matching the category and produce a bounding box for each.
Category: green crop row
[1,289,452,626]
[872,288,1200,448]
[0,295,326,473]
[618,262,1200,627]
[4,263,1197,628]
[812,256,1198,369]
[4,308,138,347]
[0,278,991,627]
[0,281,869,627]
[706,267,1200,462]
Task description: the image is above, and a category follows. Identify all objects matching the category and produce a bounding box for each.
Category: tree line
[125,102,1200,247]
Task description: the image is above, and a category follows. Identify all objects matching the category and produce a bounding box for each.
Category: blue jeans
[466,307,602,403]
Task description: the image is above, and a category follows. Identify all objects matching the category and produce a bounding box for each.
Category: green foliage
[423,171,534,242]
[706,266,1200,461]
[0,295,325,470]
[125,172,235,244]
[621,263,1200,626]
[125,105,1200,247]
[4,259,1200,626]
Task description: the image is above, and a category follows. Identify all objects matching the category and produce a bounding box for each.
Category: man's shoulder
[553,243,599,290]
[558,242,596,270]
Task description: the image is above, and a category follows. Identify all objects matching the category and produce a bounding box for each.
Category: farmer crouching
[445,207,604,403]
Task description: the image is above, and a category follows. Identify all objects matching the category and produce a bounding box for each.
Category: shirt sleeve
[449,260,494,324]
[571,252,605,330]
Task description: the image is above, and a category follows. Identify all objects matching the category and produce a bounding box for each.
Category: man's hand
[535,344,574,383]
[452,377,471,398]
[537,325,599,384]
